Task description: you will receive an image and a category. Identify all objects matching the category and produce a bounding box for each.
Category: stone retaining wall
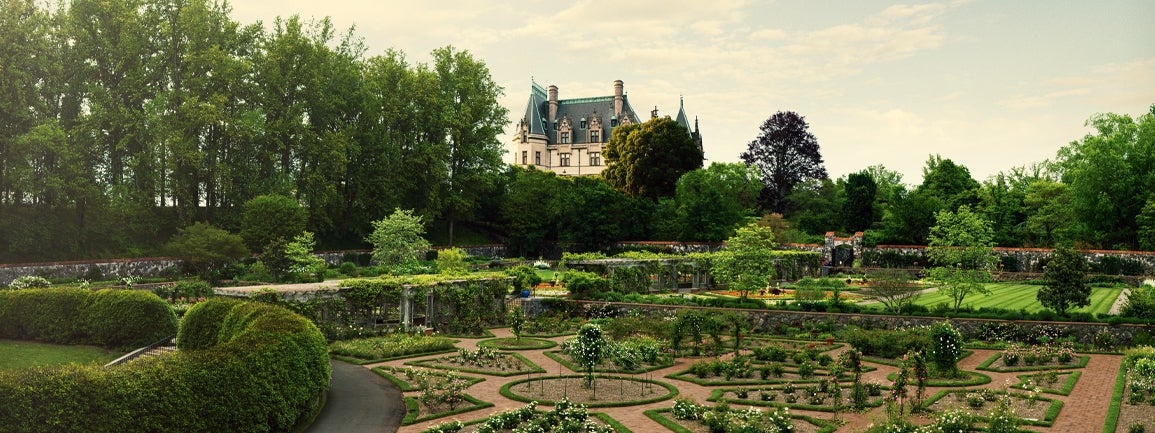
[0,258,180,286]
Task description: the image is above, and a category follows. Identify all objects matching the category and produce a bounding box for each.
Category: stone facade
[512,79,701,177]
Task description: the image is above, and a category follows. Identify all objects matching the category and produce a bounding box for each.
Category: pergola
[566,257,712,293]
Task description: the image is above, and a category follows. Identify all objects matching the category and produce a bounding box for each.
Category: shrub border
[1103,361,1129,433]
[400,393,493,425]
[499,374,678,408]
[975,353,1091,372]
[371,366,486,392]
[406,351,546,377]
[543,350,674,374]
[477,337,557,351]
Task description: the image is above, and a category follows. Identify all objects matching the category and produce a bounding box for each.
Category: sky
[229,0,1155,186]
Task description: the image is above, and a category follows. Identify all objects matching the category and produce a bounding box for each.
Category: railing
[104,335,176,367]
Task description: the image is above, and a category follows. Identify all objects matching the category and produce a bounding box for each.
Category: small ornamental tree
[710,222,778,299]
[569,323,608,389]
[165,222,250,280]
[286,231,326,282]
[928,321,963,376]
[1038,244,1090,316]
[508,306,525,341]
[435,247,469,275]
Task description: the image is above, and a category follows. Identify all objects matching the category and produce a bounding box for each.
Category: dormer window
[580,119,587,129]
[611,117,618,127]
[588,116,603,143]
[590,130,600,143]
[558,117,573,144]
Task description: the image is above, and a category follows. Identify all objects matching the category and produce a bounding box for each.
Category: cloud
[1000,58,1155,110]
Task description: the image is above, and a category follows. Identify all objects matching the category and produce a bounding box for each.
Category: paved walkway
[351,328,1121,433]
[304,360,405,433]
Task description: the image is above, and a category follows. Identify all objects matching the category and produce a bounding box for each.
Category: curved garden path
[304,359,406,433]
[360,329,1121,433]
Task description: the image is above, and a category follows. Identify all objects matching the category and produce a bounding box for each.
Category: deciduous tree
[740,111,827,213]
[672,162,763,242]
[860,268,921,315]
[710,222,778,299]
[603,116,703,200]
[165,222,249,280]
[926,205,996,312]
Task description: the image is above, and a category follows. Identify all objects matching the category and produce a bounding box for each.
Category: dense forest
[1,0,1153,263]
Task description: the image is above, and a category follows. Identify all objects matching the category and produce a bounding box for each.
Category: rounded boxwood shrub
[177,297,243,350]
[85,289,179,350]
[0,288,91,343]
[0,300,329,433]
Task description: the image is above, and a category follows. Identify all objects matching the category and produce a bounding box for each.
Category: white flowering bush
[7,275,51,289]
[928,321,963,373]
[933,409,973,433]
[672,398,703,420]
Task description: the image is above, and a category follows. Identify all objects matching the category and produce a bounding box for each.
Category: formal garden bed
[922,388,1063,427]
[402,393,492,426]
[407,347,545,376]
[646,400,837,433]
[707,380,887,411]
[477,337,557,351]
[1112,347,1155,433]
[329,333,458,364]
[420,400,629,433]
[500,374,679,408]
[975,348,1091,372]
[1011,370,1081,396]
[372,366,486,391]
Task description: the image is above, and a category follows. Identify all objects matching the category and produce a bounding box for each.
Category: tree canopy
[1038,244,1090,316]
[740,111,828,214]
[926,205,996,312]
[366,209,431,273]
[710,222,778,299]
[602,116,703,200]
[671,162,763,242]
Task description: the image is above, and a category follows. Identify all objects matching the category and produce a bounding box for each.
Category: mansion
[512,79,702,176]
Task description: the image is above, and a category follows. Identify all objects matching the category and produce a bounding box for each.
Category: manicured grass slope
[0,339,122,371]
[909,283,1122,315]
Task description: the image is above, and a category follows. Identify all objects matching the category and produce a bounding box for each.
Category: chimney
[548,85,558,124]
[613,80,624,117]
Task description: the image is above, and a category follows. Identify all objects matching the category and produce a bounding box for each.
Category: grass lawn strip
[499,374,678,408]
[910,283,1118,315]
[975,352,1091,372]
[644,408,837,433]
[371,366,485,392]
[590,412,633,433]
[0,339,123,371]
[883,370,992,387]
[1013,370,1081,396]
[476,337,557,350]
[543,350,674,374]
[406,351,545,377]
[401,393,492,425]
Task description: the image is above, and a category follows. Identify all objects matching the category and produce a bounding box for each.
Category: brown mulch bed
[507,376,667,405]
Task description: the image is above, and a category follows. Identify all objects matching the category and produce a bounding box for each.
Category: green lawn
[908,282,1124,315]
[0,339,123,371]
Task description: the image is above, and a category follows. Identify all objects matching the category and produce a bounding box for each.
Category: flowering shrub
[928,321,963,374]
[672,398,703,420]
[933,409,973,433]
[6,275,51,289]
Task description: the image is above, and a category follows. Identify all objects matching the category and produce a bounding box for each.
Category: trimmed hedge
[0,298,330,433]
[0,288,176,349]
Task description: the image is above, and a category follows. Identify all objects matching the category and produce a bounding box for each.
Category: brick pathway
[367,330,1122,433]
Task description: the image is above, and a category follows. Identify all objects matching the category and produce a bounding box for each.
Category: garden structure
[335,312,1135,433]
[565,257,712,292]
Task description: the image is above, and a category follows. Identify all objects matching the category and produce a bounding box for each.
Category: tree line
[0,0,506,261]
[2,0,1152,263]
